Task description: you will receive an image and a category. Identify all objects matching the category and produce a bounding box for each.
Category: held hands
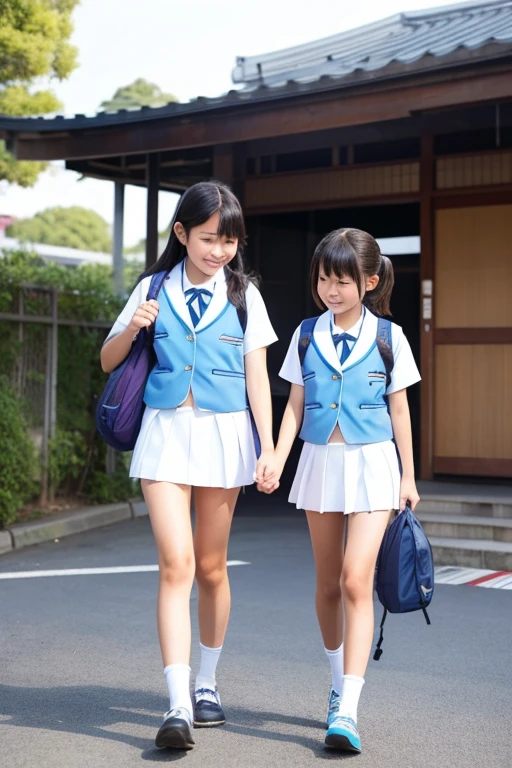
[399,476,420,512]
[254,449,283,495]
[129,300,160,332]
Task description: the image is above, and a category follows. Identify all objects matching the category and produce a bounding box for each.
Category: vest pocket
[305,402,322,410]
[219,334,244,346]
[212,369,246,379]
[303,371,315,381]
[154,332,169,340]
[153,366,173,374]
[359,403,387,409]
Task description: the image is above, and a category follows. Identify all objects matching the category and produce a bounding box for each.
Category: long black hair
[310,228,394,316]
[141,180,252,308]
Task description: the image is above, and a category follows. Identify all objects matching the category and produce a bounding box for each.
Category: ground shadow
[0,685,359,761]
[0,684,186,762]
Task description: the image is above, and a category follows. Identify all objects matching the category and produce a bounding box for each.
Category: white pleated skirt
[130,405,257,488]
[289,440,400,514]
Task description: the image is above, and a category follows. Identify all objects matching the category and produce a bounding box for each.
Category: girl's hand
[257,479,280,494]
[399,477,420,512]
[128,299,160,332]
[255,451,284,494]
[254,449,277,485]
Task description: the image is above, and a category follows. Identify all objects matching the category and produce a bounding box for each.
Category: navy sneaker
[155,707,195,750]
[193,687,226,727]
[325,715,362,753]
[326,688,340,728]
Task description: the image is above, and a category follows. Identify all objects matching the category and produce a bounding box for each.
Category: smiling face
[174,210,239,282]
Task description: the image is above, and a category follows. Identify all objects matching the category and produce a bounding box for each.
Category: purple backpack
[96,271,168,451]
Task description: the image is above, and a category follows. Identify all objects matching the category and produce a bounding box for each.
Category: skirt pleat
[288,440,400,514]
[130,406,257,488]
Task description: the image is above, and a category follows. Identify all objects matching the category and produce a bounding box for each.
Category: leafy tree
[7,206,112,252]
[100,78,177,112]
[0,0,80,186]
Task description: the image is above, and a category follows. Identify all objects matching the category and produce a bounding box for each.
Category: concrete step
[430,537,512,571]
[417,512,512,543]
[418,497,512,519]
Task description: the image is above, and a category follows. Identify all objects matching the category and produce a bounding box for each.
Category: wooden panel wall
[435,205,512,328]
[244,162,419,210]
[437,151,512,189]
[434,345,512,460]
[434,203,512,476]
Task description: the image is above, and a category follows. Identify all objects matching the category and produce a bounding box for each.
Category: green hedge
[0,250,142,525]
[0,376,37,525]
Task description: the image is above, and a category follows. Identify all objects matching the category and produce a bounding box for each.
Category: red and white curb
[435,566,512,589]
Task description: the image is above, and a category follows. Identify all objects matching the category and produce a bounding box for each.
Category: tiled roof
[0,0,511,134]
[233,0,512,87]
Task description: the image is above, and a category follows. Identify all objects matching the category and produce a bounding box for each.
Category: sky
[1,0,466,248]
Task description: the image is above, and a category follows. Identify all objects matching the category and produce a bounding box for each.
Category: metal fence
[0,283,112,505]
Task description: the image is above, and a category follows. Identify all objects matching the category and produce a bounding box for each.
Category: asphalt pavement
[1,491,510,768]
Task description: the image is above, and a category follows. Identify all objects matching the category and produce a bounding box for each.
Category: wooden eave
[4,57,512,164]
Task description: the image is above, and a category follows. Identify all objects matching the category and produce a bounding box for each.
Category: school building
[1,0,511,481]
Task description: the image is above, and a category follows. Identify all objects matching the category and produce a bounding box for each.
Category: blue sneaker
[326,688,340,728]
[193,687,226,727]
[325,715,362,753]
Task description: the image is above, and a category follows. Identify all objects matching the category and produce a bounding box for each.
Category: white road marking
[434,566,512,589]
[434,566,494,585]
[0,561,250,580]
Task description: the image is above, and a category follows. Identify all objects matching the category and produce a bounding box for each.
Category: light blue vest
[144,285,247,412]
[299,334,393,445]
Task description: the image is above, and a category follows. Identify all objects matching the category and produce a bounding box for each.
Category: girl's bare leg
[306,511,346,650]
[142,479,194,666]
[193,486,240,648]
[342,510,391,677]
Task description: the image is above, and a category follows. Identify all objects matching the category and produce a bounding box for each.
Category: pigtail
[364,255,394,317]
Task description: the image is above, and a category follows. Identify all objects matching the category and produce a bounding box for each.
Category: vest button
[186,335,194,342]
[332,374,339,380]
[184,365,192,371]
[330,403,337,409]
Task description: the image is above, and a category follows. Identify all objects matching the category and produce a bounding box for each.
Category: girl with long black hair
[101,181,277,750]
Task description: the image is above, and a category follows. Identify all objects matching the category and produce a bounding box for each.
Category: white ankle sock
[164,664,192,721]
[195,642,222,692]
[324,643,344,694]
[338,674,365,723]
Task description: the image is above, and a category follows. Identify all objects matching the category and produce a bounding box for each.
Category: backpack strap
[236,302,247,333]
[146,270,168,301]
[376,317,394,388]
[298,317,318,367]
[373,607,388,661]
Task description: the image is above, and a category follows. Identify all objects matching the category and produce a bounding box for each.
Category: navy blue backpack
[96,271,168,451]
[373,506,434,660]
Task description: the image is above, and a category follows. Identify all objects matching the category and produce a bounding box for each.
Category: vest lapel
[195,268,228,331]
[163,261,193,331]
[341,308,378,371]
[313,311,342,374]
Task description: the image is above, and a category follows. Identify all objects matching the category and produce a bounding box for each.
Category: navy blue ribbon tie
[184,287,213,327]
[332,332,357,365]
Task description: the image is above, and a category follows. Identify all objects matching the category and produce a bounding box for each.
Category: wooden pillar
[146,153,160,269]
[113,182,125,295]
[419,134,435,479]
